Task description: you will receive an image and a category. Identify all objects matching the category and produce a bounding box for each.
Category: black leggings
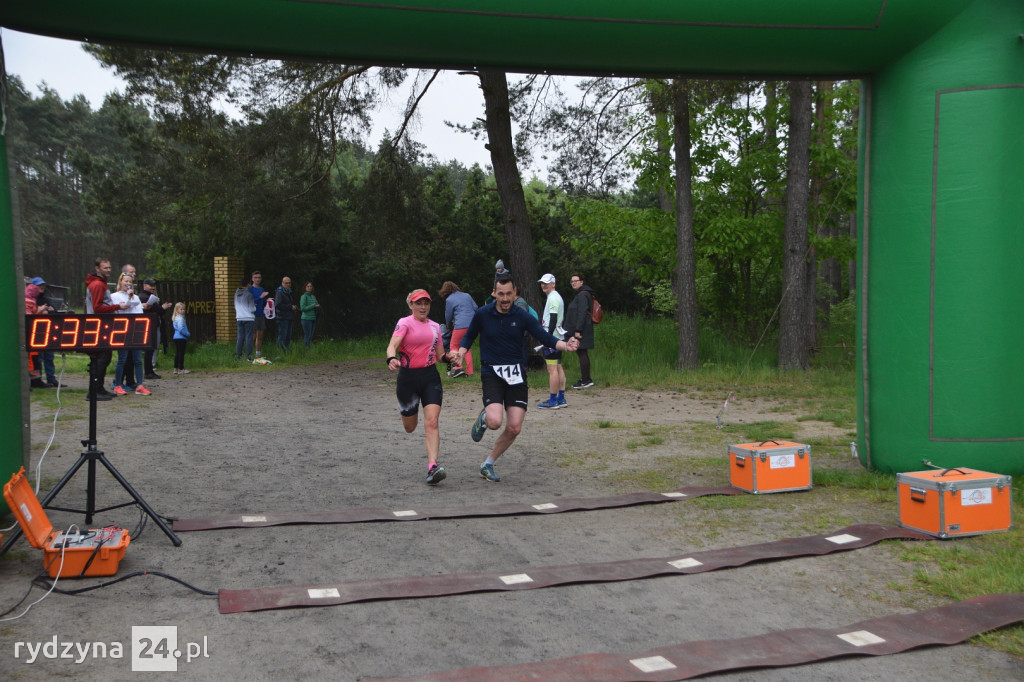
[174,339,187,370]
[577,348,591,382]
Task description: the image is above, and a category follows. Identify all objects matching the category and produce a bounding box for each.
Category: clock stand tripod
[0,359,181,555]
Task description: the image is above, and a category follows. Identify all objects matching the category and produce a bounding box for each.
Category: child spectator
[172,302,192,375]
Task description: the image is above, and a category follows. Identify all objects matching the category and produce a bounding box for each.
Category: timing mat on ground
[174,486,742,532]
[364,593,1024,681]
[218,524,930,614]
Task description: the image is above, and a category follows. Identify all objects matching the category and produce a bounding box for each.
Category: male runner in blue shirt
[455,273,579,482]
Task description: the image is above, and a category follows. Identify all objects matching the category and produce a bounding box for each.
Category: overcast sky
[1,28,552,175]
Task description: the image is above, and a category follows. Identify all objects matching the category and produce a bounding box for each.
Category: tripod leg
[98,453,182,547]
[0,453,91,555]
[86,454,97,525]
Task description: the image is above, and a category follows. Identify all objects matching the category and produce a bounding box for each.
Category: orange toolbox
[3,468,130,578]
[729,440,812,494]
[897,467,1012,538]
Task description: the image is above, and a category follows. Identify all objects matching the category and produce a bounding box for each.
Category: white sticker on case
[961,488,993,506]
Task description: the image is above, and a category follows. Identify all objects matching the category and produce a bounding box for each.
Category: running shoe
[426,464,447,485]
[479,463,501,482]
[135,385,152,396]
[537,398,558,409]
[112,385,128,396]
[449,368,466,378]
[572,380,595,389]
[471,408,488,442]
[556,397,568,409]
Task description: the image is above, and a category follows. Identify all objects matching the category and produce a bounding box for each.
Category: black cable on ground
[32,570,217,597]
[0,571,48,618]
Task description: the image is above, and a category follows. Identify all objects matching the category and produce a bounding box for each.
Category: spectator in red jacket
[24,281,50,389]
[84,257,128,401]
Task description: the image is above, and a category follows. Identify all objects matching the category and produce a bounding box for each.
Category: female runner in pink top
[386,289,456,485]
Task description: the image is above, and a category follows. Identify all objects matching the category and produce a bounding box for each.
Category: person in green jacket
[299,281,321,348]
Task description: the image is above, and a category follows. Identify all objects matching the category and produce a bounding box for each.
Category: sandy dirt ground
[2,360,1021,680]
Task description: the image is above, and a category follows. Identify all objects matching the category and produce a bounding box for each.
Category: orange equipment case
[897,467,1012,539]
[3,467,130,578]
[729,440,812,494]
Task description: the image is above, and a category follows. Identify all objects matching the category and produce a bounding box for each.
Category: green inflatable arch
[2,1,1022,493]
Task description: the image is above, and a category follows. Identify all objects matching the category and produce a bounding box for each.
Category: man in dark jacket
[455,274,579,482]
[139,278,172,379]
[564,273,596,389]
[275,276,297,352]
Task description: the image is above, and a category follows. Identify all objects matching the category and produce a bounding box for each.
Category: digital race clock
[25,314,156,351]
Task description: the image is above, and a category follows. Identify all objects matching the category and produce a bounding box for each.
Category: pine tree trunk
[478,70,541,312]
[672,80,699,370]
[778,80,813,370]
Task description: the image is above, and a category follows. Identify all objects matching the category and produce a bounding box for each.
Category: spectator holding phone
[110,274,151,396]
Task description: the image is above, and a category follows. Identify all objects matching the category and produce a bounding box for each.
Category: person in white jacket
[234,274,256,361]
[110,274,152,396]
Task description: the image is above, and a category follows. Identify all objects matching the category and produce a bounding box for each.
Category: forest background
[8,50,859,368]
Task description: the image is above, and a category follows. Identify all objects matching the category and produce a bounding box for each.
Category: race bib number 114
[493,364,524,385]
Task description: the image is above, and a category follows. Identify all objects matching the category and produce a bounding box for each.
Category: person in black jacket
[275,276,297,352]
[139,278,172,379]
[564,273,596,389]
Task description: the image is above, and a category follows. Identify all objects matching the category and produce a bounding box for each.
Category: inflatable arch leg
[859,0,1024,473]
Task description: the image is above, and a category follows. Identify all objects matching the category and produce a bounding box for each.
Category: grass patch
[738,422,795,443]
[899,525,1024,657]
[184,335,383,371]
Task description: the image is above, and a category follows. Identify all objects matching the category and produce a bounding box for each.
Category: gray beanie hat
[495,259,505,270]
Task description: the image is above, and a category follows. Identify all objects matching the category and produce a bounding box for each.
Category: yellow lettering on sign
[186,301,215,314]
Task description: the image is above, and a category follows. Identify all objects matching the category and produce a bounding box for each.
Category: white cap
[538,273,556,284]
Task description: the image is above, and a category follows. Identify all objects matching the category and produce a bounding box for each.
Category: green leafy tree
[8,76,153,296]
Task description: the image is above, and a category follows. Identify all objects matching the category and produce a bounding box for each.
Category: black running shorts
[481,373,529,411]
[396,365,443,417]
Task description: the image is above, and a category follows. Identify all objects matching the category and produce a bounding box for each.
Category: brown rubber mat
[363,593,1024,681]
[174,486,742,532]
[218,524,931,614]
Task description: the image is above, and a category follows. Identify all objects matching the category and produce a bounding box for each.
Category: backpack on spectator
[588,292,604,324]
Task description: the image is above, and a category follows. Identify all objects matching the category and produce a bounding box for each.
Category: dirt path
[2,361,1021,680]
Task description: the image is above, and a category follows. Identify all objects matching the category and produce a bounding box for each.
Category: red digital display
[25,314,155,351]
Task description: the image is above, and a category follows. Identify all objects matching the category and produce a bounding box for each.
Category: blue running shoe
[471,408,488,442]
[537,398,558,409]
[555,397,568,409]
[426,464,446,485]
[479,463,501,482]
